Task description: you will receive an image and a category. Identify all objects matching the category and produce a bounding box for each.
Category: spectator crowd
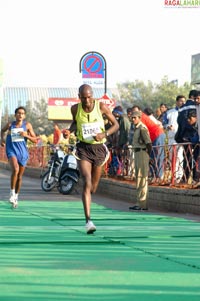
[105,89,200,186]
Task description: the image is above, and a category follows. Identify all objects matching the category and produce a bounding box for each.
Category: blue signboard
[81,52,105,79]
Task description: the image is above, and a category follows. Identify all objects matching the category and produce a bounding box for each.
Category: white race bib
[81,122,102,141]
[11,128,24,142]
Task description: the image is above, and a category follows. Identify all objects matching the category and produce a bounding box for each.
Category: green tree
[25,99,54,136]
[117,76,194,112]
[153,76,180,109]
[1,105,12,126]
[117,80,154,110]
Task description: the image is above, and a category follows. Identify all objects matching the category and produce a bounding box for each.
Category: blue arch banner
[81,52,105,79]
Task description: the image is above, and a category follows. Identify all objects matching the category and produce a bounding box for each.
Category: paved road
[1,169,200,222]
[0,168,79,202]
[1,169,200,301]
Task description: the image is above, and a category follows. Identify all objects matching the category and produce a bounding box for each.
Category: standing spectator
[112,106,131,149]
[126,107,133,120]
[143,107,163,127]
[132,105,166,181]
[129,111,152,210]
[155,107,162,120]
[184,111,200,183]
[195,90,200,142]
[175,89,197,143]
[165,95,186,182]
[175,90,198,182]
[112,106,131,176]
[158,103,168,126]
[126,107,135,177]
[186,111,199,143]
[53,123,62,145]
[0,106,38,207]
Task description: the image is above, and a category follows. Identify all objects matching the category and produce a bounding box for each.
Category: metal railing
[0,145,49,168]
[103,143,200,188]
[0,142,200,188]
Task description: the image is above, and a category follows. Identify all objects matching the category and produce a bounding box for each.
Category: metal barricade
[103,142,200,188]
[1,143,200,188]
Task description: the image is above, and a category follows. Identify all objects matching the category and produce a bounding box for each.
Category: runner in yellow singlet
[64,84,119,234]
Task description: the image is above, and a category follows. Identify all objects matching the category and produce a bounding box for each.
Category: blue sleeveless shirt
[6,120,29,166]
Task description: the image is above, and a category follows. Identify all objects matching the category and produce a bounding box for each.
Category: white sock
[15,193,19,200]
[10,189,15,196]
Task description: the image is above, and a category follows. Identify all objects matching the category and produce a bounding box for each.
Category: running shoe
[86,220,96,234]
[12,199,18,208]
[9,194,16,204]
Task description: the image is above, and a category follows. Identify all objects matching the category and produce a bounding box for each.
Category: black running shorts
[74,142,109,166]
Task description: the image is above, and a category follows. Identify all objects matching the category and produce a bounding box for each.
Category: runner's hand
[62,129,70,139]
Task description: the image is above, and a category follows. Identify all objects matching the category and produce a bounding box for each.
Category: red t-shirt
[53,128,62,144]
[141,113,164,142]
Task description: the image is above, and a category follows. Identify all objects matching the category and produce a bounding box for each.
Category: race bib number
[11,128,24,142]
[81,122,102,141]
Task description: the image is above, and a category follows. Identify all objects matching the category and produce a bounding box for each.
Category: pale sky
[0,0,200,88]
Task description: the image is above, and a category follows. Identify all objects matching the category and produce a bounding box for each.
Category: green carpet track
[0,200,200,301]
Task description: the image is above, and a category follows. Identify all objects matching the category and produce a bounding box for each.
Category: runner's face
[15,109,26,121]
[79,89,94,109]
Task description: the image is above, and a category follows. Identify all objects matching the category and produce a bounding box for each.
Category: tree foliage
[25,98,54,136]
[1,105,10,126]
[116,76,193,112]
[1,78,195,135]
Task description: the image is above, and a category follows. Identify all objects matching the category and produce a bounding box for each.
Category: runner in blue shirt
[1,106,38,207]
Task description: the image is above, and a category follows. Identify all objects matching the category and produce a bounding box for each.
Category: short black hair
[188,110,197,118]
[127,108,132,114]
[160,103,168,108]
[132,105,142,111]
[189,89,198,99]
[143,107,154,115]
[15,106,26,114]
[176,95,185,101]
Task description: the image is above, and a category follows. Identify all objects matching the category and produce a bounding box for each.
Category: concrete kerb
[97,178,200,215]
[1,161,200,215]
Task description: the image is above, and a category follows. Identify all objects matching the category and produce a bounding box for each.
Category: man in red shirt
[53,123,62,145]
[132,106,166,181]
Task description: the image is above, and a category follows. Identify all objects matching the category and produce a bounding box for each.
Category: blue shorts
[7,150,29,167]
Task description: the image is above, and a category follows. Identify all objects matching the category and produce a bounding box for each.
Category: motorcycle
[41,144,79,194]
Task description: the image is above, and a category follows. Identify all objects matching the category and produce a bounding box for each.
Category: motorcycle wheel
[58,176,74,195]
[41,171,57,192]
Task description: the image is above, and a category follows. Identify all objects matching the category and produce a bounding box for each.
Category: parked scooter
[41,144,79,194]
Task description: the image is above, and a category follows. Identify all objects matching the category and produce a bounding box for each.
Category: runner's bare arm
[21,122,38,143]
[94,102,119,142]
[63,104,78,139]
[100,102,119,135]
[69,104,78,132]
